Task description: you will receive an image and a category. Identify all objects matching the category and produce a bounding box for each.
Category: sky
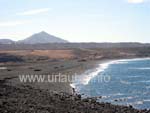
[0,0,150,42]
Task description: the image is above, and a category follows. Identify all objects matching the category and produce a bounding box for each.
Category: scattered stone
[34,69,41,71]
[0,82,149,113]
[7,69,12,71]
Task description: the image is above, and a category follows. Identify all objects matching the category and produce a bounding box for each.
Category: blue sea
[73,58,150,109]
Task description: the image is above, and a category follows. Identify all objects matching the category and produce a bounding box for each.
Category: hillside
[0,39,14,44]
[18,31,68,44]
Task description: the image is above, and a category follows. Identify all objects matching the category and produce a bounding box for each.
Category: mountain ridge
[0,31,68,44]
[18,31,68,44]
[0,39,15,44]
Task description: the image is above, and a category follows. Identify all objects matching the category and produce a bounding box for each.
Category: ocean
[73,58,150,109]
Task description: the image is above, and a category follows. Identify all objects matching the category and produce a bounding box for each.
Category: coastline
[70,57,150,109]
[70,59,111,89]
[1,58,150,112]
[71,57,150,88]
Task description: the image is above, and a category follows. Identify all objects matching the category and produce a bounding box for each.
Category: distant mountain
[0,39,15,44]
[18,31,68,44]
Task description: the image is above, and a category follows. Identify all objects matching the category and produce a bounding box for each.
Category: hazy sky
[0,0,150,42]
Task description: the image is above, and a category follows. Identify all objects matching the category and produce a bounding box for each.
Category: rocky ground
[0,79,150,113]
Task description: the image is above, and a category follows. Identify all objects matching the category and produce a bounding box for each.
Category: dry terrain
[0,46,150,113]
[0,50,75,59]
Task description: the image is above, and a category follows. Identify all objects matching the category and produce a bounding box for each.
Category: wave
[131,80,150,83]
[130,67,150,70]
[112,96,134,102]
[70,57,150,88]
[80,60,120,85]
[127,76,140,78]
[101,95,110,99]
[120,80,131,85]
[118,57,150,62]
[125,96,134,99]
[126,99,150,106]
[143,99,150,102]
[127,101,144,106]
[70,83,76,88]
[116,61,128,64]
[138,80,150,83]
[109,93,124,96]
[134,101,144,105]
[70,60,114,88]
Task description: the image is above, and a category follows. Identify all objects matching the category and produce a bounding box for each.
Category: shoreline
[70,59,111,89]
[1,57,150,112]
[72,57,150,87]
[70,57,150,109]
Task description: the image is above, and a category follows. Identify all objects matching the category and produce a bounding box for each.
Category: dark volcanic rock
[0,53,23,62]
[0,81,150,113]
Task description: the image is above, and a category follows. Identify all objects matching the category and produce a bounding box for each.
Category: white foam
[70,83,76,88]
[125,96,134,99]
[113,96,134,102]
[133,80,150,83]
[144,99,150,102]
[80,60,116,85]
[139,80,150,83]
[80,65,103,85]
[101,95,110,98]
[113,61,128,64]
[109,93,124,96]
[127,76,140,78]
[127,101,144,106]
[70,57,150,87]
[118,57,150,62]
[121,96,134,100]
[127,99,150,106]
[120,80,131,85]
[135,101,144,105]
[130,67,150,70]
